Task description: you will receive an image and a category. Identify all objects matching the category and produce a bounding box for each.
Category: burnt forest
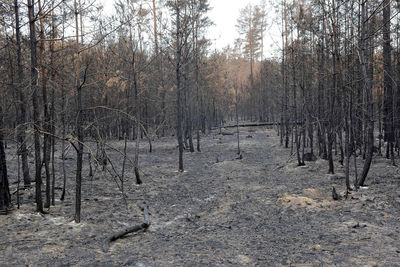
[1,0,400,266]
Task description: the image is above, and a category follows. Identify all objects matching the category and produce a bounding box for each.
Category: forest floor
[1,127,400,266]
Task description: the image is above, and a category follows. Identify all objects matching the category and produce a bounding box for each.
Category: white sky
[208,0,281,58]
[100,0,281,58]
[208,0,254,50]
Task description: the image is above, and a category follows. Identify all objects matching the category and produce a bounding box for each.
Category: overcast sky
[208,0,282,58]
[101,0,281,58]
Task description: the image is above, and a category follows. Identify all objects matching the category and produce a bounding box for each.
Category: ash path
[1,127,399,266]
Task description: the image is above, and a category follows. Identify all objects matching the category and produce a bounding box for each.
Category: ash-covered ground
[1,127,400,266]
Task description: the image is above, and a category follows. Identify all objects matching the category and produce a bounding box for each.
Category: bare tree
[382,0,395,165]
[74,0,83,223]
[14,0,31,188]
[28,0,44,213]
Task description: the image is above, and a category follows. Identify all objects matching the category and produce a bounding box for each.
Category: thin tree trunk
[50,2,56,206]
[60,66,67,201]
[152,0,158,54]
[121,133,128,193]
[15,0,31,188]
[38,0,52,209]
[283,1,289,149]
[382,0,395,165]
[194,26,201,152]
[345,92,351,191]
[28,0,44,213]
[74,0,83,223]
[280,1,285,146]
[235,86,240,155]
[175,5,184,172]
[327,0,338,174]
[184,62,194,152]
[60,94,67,201]
[60,6,67,201]
[0,104,11,212]
[357,0,374,186]
[291,34,302,166]
[133,51,142,185]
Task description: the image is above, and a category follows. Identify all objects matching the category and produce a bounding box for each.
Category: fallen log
[102,202,151,252]
[221,131,234,136]
[222,122,277,128]
[214,121,304,130]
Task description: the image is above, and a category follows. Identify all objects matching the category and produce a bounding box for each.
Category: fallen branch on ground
[102,202,151,252]
[221,131,234,136]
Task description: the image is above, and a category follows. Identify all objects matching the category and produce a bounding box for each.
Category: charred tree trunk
[60,10,67,201]
[175,5,184,172]
[50,3,56,206]
[327,0,338,175]
[235,86,241,156]
[357,0,374,186]
[28,0,44,213]
[383,0,395,165]
[15,0,31,188]
[74,0,83,223]
[194,25,201,152]
[317,19,327,160]
[0,105,11,212]
[38,0,51,209]
[132,51,142,185]
[283,1,289,149]
[184,62,194,153]
[291,46,303,166]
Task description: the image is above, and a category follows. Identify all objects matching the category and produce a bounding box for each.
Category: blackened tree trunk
[60,7,67,201]
[283,1,289,149]
[194,26,201,152]
[345,91,351,191]
[184,61,194,152]
[152,0,158,54]
[318,6,328,160]
[327,0,338,175]
[290,30,303,166]
[357,0,374,186]
[190,4,202,152]
[280,3,285,146]
[28,0,44,213]
[0,105,11,212]
[74,0,83,223]
[132,51,142,185]
[235,85,240,155]
[382,0,395,165]
[50,3,56,206]
[14,0,31,188]
[38,0,51,209]
[175,4,184,172]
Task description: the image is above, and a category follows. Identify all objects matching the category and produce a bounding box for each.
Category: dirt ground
[1,127,400,266]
